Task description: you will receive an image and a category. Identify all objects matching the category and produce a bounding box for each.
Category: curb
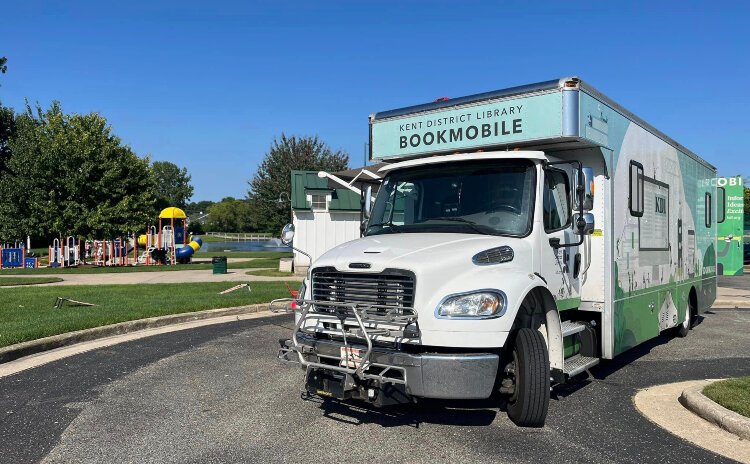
[679,381,750,441]
[0,303,272,364]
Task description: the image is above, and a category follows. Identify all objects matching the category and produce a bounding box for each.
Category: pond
[196,239,291,253]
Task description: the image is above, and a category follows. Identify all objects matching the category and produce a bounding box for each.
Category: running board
[560,320,587,338]
[563,355,599,377]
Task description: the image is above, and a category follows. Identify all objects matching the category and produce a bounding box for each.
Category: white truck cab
[278,78,717,427]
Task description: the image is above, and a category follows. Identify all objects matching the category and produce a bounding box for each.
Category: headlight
[437,291,505,318]
[297,280,307,302]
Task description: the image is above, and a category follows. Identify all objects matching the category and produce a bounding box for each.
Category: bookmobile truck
[278,77,718,427]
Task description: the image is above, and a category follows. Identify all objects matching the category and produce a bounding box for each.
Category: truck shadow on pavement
[301,315,710,428]
[304,393,500,428]
[554,314,707,398]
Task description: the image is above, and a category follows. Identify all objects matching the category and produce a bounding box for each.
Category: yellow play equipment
[136,207,202,264]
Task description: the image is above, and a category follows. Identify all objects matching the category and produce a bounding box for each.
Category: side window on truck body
[629,161,644,217]
[543,169,571,232]
[717,187,726,224]
[705,192,712,227]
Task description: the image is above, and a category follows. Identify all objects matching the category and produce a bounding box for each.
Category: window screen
[310,194,327,210]
[629,161,644,217]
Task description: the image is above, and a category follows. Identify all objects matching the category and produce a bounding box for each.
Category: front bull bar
[272,298,419,386]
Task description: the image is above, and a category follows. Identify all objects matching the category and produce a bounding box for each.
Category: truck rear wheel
[675,293,696,338]
[505,328,550,427]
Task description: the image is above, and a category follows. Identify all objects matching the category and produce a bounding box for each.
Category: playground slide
[175,237,203,260]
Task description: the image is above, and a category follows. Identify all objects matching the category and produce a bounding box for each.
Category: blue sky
[1,1,748,201]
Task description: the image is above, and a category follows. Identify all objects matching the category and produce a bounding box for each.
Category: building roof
[290,171,361,211]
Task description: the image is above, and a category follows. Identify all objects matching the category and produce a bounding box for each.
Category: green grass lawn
[0,281,296,348]
[14,248,289,266]
[0,276,64,286]
[703,377,750,418]
[246,269,296,277]
[0,257,284,275]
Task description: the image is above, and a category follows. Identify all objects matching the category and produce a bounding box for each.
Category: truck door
[541,166,581,311]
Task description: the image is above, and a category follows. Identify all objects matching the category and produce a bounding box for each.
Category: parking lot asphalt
[1,310,749,464]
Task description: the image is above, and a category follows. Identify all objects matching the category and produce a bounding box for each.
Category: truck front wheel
[504,328,550,427]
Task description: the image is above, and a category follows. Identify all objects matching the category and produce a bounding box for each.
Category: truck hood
[312,233,532,275]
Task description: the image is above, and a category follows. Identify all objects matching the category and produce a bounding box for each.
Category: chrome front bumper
[273,299,500,400]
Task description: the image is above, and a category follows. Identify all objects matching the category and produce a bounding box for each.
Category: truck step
[560,320,587,338]
[563,355,599,377]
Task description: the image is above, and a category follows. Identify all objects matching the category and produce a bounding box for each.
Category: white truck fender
[511,280,564,377]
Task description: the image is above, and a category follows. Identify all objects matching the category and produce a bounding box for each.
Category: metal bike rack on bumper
[272,299,500,405]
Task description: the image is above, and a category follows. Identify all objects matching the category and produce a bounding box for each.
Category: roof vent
[472,246,514,265]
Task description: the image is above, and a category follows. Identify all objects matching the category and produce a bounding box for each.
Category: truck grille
[311,267,415,312]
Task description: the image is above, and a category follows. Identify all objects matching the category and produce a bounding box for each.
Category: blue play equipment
[1,243,25,269]
[175,237,203,261]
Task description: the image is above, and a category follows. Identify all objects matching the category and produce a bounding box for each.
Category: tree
[187,220,205,235]
[0,57,12,172]
[205,198,255,232]
[0,101,155,240]
[185,200,215,218]
[0,103,13,172]
[248,134,349,233]
[150,160,194,210]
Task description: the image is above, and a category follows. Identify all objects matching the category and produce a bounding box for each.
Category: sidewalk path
[715,275,750,308]
[0,269,301,286]
[634,380,750,463]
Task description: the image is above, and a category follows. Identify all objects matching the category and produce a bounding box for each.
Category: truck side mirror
[574,167,595,211]
[363,185,373,219]
[280,223,295,245]
[573,213,595,235]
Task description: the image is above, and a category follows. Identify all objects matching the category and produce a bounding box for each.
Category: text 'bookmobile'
[278,77,718,427]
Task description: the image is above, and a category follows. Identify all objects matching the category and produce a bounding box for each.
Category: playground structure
[0,242,38,269]
[42,207,203,268]
[49,236,82,268]
[136,207,203,266]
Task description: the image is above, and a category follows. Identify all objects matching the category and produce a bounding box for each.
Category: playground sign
[716,176,744,276]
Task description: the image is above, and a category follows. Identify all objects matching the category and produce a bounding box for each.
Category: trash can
[212,256,228,274]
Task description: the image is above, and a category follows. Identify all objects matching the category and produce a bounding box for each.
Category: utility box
[279,257,293,273]
[212,256,228,274]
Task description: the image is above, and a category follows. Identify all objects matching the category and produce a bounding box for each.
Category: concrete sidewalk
[714,274,750,308]
[714,285,750,308]
[635,380,750,464]
[0,269,302,286]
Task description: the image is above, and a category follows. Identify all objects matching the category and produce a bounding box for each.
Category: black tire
[675,310,690,337]
[506,328,550,427]
[675,292,696,338]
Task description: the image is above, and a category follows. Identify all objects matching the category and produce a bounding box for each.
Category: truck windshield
[366,160,536,237]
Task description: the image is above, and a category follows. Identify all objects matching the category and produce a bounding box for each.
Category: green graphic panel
[716,176,744,276]
[370,92,562,160]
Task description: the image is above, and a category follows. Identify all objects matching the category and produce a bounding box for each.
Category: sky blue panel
[371,92,563,160]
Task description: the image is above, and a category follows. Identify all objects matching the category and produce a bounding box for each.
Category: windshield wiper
[366,221,402,234]
[422,217,492,235]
